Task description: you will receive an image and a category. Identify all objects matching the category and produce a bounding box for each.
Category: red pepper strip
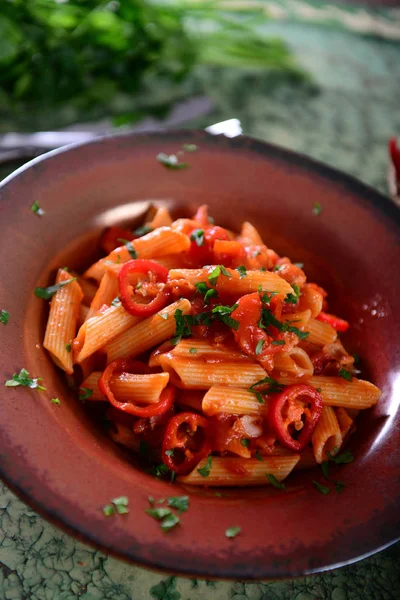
[100,226,134,254]
[118,259,170,317]
[162,411,211,474]
[268,384,323,452]
[99,358,176,417]
[316,311,349,333]
[389,137,400,183]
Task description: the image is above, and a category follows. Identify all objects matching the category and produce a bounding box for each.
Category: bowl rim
[0,129,399,579]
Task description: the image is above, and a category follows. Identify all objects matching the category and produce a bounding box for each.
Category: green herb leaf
[312,480,330,495]
[190,229,205,247]
[167,495,189,513]
[273,265,281,271]
[204,288,218,303]
[321,461,330,478]
[293,262,304,268]
[79,387,93,401]
[312,202,322,216]
[235,265,247,278]
[5,368,46,391]
[249,376,283,396]
[183,143,198,152]
[65,343,71,353]
[211,304,239,330]
[146,507,172,520]
[271,340,285,346]
[117,238,137,259]
[51,398,60,406]
[103,504,115,517]
[316,387,322,393]
[157,153,188,170]
[225,526,241,539]
[255,339,264,356]
[0,310,10,325]
[266,474,286,489]
[165,449,175,457]
[197,455,212,477]
[255,450,264,461]
[34,278,77,300]
[133,224,153,237]
[241,438,250,448]
[335,480,345,493]
[285,284,301,305]
[189,348,197,354]
[328,449,354,464]
[160,512,180,531]
[31,201,45,216]
[111,296,121,307]
[112,496,129,514]
[208,265,231,286]
[338,368,353,381]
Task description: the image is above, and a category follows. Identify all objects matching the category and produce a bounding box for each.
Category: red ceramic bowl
[0,131,399,579]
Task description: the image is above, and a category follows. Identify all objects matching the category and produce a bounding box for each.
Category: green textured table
[1,4,400,599]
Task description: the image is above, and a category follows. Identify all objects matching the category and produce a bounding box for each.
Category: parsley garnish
[208,265,231,286]
[171,309,195,345]
[65,343,71,353]
[157,152,188,170]
[133,224,153,237]
[266,474,286,489]
[211,304,239,331]
[165,449,174,457]
[103,496,129,516]
[321,461,330,478]
[117,238,137,259]
[171,304,239,344]
[31,201,45,216]
[260,308,309,341]
[189,348,197,354]
[235,265,247,278]
[312,480,330,495]
[285,284,301,304]
[111,296,121,307]
[273,265,281,271]
[167,496,189,513]
[312,202,322,216]
[183,143,198,152]
[190,229,205,246]
[197,455,212,477]
[241,439,250,448]
[255,339,264,356]
[195,282,218,304]
[327,448,354,464]
[225,526,241,539]
[293,262,304,268]
[79,387,93,400]
[271,340,285,346]
[0,310,10,325]
[34,278,77,300]
[51,398,60,406]
[5,368,46,391]
[338,368,353,381]
[248,376,283,404]
[160,513,180,531]
[255,450,264,461]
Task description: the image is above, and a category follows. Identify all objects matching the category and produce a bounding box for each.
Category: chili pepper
[316,311,349,333]
[118,259,170,317]
[188,226,230,266]
[268,384,323,452]
[99,358,176,417]
[162,411,211,474]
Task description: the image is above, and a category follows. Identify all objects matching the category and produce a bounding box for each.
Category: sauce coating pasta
[43,204,381,487]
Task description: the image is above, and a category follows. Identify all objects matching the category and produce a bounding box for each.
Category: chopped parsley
[321,461,330,478]
[235,265,247,278]
[312,202,322,216]
[171,309,196,345]
[211,304,239,331]
[183,143,198,152]
[31,201,45,216]
[271,340,285,346]
[133,224,153,237]
[312,480,330,495]
[225,526,241,539]
[189,348,197,354]
[111,297,121,307]
[248,376,284,404]
[259,307,309,341]
[197,455,212,477]
[293,262,304,269]
[208,265,231,286]
[5,368,46,391]
[190,229,205,246]
[241,439,250,448]
[145,496,185,532]
[157,152,188,170]
[327,448,354,464]
[195,282,218,304]
[167,496,189,513]
[34,278,77,300]
[65,343,71,353]
[255,339,264,356]
[273,265,281,271]
[0,310,10,325]
[338,368,353,381]
[165,449,175,457]
[103,496,129,516]
[255,450,264,461]
[285,284,301,304]
[51,398,60,406]
[266,474,286,489]
[117,238,137,259]
[171,304,239,344]
[78,387,93,401]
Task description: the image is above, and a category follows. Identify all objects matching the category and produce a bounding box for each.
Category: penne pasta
[308,376,381,409]
[202,386,269,416]
[148,205,173,228]
[82,371,169,404]
[335,407,355,439]
[43,269,83,375]
[171,339,248,361]
[305,317,337,346]
[77,277,98,304]
[85,268,119,321]
[237,221,264,246]
[177,455,300,486]
[312,406,342,463]
[273,347,314,384]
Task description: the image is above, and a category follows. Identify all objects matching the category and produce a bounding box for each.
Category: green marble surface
[1,3,400,599]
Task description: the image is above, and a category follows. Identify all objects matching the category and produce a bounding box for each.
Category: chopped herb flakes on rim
[5,368,46,391]
[338,368,353,381]
[31,201,45,216]
[312,202,322,216]
[225,526,241,539]
[312,480,330,495]
[197,455,212,477]
[157,152,188,170]
[145,496,188,531]
[183,143,198,152]
[133,224,153,237]
[51,398,61,406]
[35,278,77,300]
[79,387,93,401]
[0,310,10,325]
[103,496,129,517]
[266,474,286,489]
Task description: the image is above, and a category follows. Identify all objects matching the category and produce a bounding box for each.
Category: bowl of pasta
[0,130,399,579]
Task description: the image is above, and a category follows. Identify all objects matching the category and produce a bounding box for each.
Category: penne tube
[305,317,337,346]
[77,277,98,304]
[236,221,264,246]
[298,285,323,317]
[82,371,169,404]
[308,376,381,409]
[159,355,266,390]
[202,386,268,416]
[177,455,300,487]
[85,269,119,321]
[148,205,173,228]
[335,407,354,439]
[282,309,312,329]
[312,406,342,463]
[75,305,141,363]
[78,304,90,327]
[272,347,314,384]
[105,299,191,363]
[168,267,293,297]
[171,339,248,361]
[43,269,83,375]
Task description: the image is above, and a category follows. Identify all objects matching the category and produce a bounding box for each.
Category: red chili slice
[268,384,323,452]
[316,311,349,333]
[99,358,176,417]
[162,411,211,474]
[118,259,170,317]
